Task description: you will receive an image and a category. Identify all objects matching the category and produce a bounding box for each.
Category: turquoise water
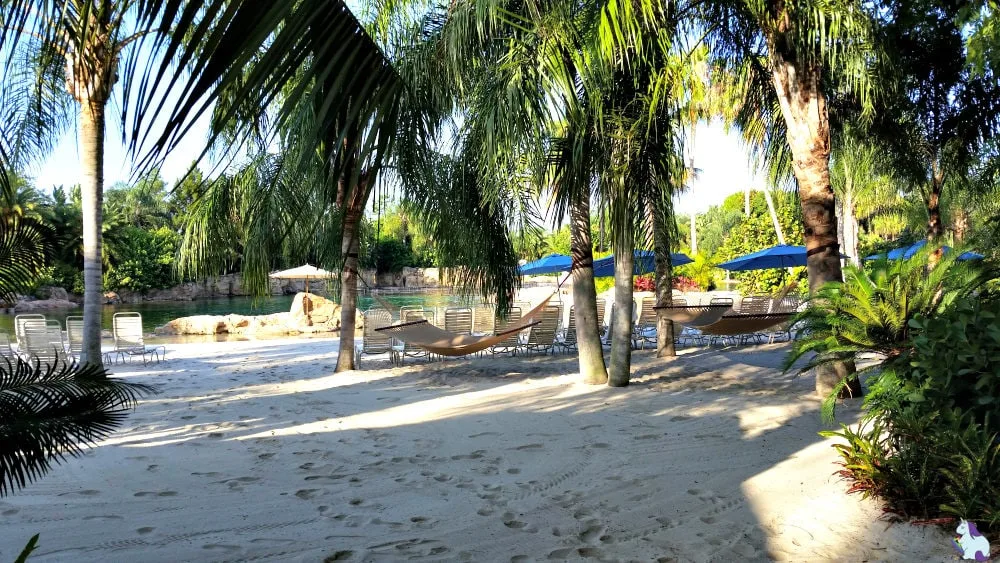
[0,293,471,341]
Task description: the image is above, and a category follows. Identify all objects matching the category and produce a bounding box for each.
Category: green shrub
[790,247,1000,531]
[104,226,179,292]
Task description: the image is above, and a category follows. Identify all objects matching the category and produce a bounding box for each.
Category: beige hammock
[653,303,733,328]
[375,294,553,357]
[698,313,795,336]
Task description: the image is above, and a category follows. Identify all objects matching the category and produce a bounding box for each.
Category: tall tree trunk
[335,189,366,372]
[953,208,969,242]
[652,201,675,358]
[608,236,634,387]
[79,102,105,368]
[689,212,697,255]
[843,188,860,266]
[570,195,608,384]
[769,49,860,398]
[927,166,944,240]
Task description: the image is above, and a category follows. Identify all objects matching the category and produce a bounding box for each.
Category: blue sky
[29,111,763,217]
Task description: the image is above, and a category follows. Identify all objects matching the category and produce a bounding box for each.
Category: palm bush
[786,246,993,413]
[0,358,155,496]
[788,246,1000,530]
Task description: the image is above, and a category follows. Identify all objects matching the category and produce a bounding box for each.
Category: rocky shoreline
[154,292,364,337]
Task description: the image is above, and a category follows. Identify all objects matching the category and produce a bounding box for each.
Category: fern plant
[784,245,995,418]
[795,246,1000,531]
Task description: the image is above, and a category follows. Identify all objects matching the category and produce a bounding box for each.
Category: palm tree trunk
[843,189,860,266]
[927,167,944,239]
[79,102,105,368]
[953,208,969,242]
[570,195,608,384]
[769,52,860,398]
[608,235,634,387]
[335,193,365,372]
[652,202,675,358]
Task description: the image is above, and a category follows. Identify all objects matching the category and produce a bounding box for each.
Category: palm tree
[702,0,877,291]
[388,0,613,384]
[700,0,878,396]
[176,2,523,371]
[1,0,418,369]
[830,128,901,266]
[387,0,691,385]
[874,0,1000,241]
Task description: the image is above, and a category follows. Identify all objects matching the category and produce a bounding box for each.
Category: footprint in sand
[670,415,692,422]
[191,472,222,478]
[180,415,196,420]
[591,443,611,449]
[502,512,538,533]
[258,453,276,460]
[506,468,521,475]
[134,491,178,497]
[325,550,354,561]
[207,432,225,439]
[579,521,603,542]
[83,515,123,521]
[58,490,100,497]
[137,527,155,535]
[202,544,241,553]
[468,432,500,438]
[513,443,543,451]
[2,509,19,516]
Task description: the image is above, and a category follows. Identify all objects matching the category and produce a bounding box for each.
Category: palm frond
[0,358,156,497]
[0,213,51,304]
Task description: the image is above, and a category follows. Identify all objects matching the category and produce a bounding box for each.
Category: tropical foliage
[786,249,1000,529]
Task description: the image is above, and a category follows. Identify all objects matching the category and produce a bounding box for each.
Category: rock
[155,315,230,335]
[14,298,79,312]
[36,286,69,301]
[289,293,342,326]
[155,293,366,337]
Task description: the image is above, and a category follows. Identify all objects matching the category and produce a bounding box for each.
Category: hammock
[652,303,733,328]
[375,294,554,356]
[698,313,795,336]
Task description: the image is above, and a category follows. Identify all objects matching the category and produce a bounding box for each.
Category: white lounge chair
[112,313,166,365]
[356,308,393,367]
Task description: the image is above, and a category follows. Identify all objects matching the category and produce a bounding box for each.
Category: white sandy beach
[0,338,954,562]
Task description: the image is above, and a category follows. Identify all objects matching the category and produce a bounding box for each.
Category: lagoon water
[0,292,470,341]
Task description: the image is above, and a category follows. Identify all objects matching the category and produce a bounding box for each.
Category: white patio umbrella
[268,264,335,294]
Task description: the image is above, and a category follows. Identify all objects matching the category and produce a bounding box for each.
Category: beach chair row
[0,313,165,367]
[353,294,804,366]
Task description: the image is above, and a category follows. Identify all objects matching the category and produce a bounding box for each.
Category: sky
[678,120,768,216]
[29,111,763,218]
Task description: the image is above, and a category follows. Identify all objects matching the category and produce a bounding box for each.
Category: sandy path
[0,339,952,562]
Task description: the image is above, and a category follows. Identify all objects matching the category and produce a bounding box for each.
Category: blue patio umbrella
[864,240,984,261]
[717,244,845,271]
[591,251,694,278]
[519,253,572,275]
